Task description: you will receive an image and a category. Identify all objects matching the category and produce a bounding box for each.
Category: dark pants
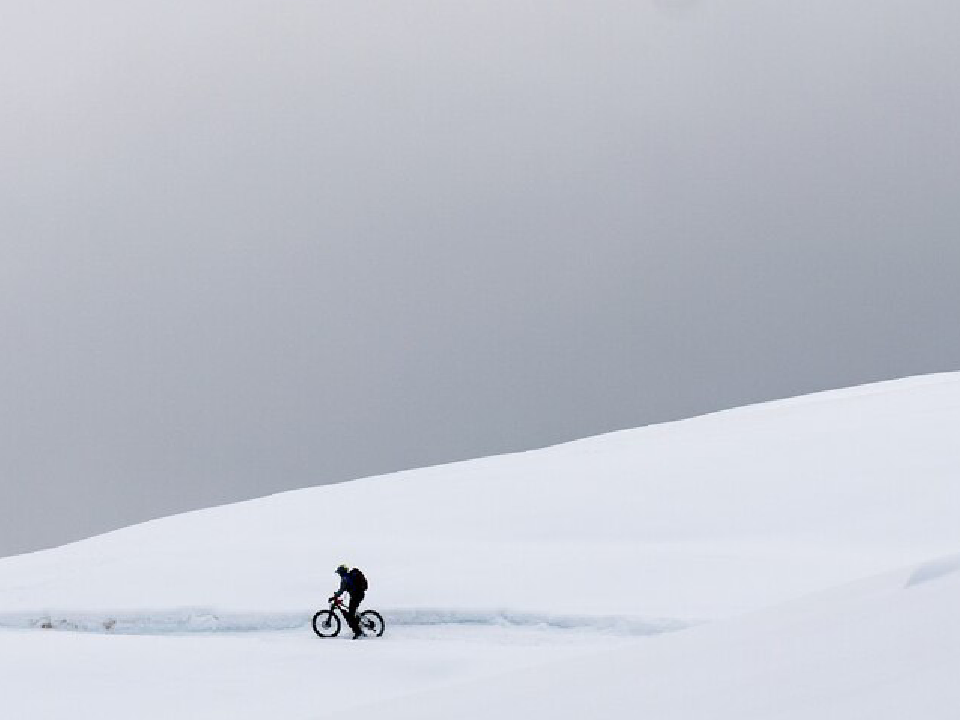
[346,591,365,634]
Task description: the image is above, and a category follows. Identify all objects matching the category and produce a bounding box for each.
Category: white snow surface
[2,373,960,718]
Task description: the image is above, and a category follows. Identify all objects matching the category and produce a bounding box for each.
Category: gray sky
[2,0,959,557]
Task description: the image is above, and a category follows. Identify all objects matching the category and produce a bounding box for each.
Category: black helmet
[335,564,349,575]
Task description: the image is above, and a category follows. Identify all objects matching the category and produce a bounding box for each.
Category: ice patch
[0,608,692,637]
[387,608,691,636]
[0,610,306,634]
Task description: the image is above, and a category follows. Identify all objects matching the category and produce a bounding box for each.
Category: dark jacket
[333,568,366,598]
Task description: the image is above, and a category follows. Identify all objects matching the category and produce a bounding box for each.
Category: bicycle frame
[329,596,359,621]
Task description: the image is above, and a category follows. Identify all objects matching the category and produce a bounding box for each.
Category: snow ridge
[905,553,960,588]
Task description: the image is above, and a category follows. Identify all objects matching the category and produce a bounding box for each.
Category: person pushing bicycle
[330,564,368,639]
[312,568,383,639]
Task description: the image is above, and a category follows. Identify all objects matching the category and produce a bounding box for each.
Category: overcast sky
[2,0,959,556]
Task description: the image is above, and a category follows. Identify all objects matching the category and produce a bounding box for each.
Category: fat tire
[358,610,385,637]
[312,610,341,638]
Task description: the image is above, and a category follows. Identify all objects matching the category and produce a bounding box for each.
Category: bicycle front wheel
[312,610,341,638]
[358,610,385,637]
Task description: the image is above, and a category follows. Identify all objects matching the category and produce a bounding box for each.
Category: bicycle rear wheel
[358,610,385,637]
[312,610,341,638]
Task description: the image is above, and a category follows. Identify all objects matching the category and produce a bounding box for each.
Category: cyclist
[330,564,368,639]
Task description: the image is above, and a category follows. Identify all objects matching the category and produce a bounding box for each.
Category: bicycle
[312,596,385,638]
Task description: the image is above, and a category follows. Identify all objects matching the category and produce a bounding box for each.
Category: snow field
[0,623,635,720]
[345,557,960,720]
[2,373,960,718]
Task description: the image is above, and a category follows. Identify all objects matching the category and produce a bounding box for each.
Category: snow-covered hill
[3,373,959,623]
[2,373,959,718]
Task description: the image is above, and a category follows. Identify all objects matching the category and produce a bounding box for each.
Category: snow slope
[2,373,959,624]
[2,373,959,719]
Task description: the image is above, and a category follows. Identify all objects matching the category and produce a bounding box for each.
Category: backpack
[348,567,368,593]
